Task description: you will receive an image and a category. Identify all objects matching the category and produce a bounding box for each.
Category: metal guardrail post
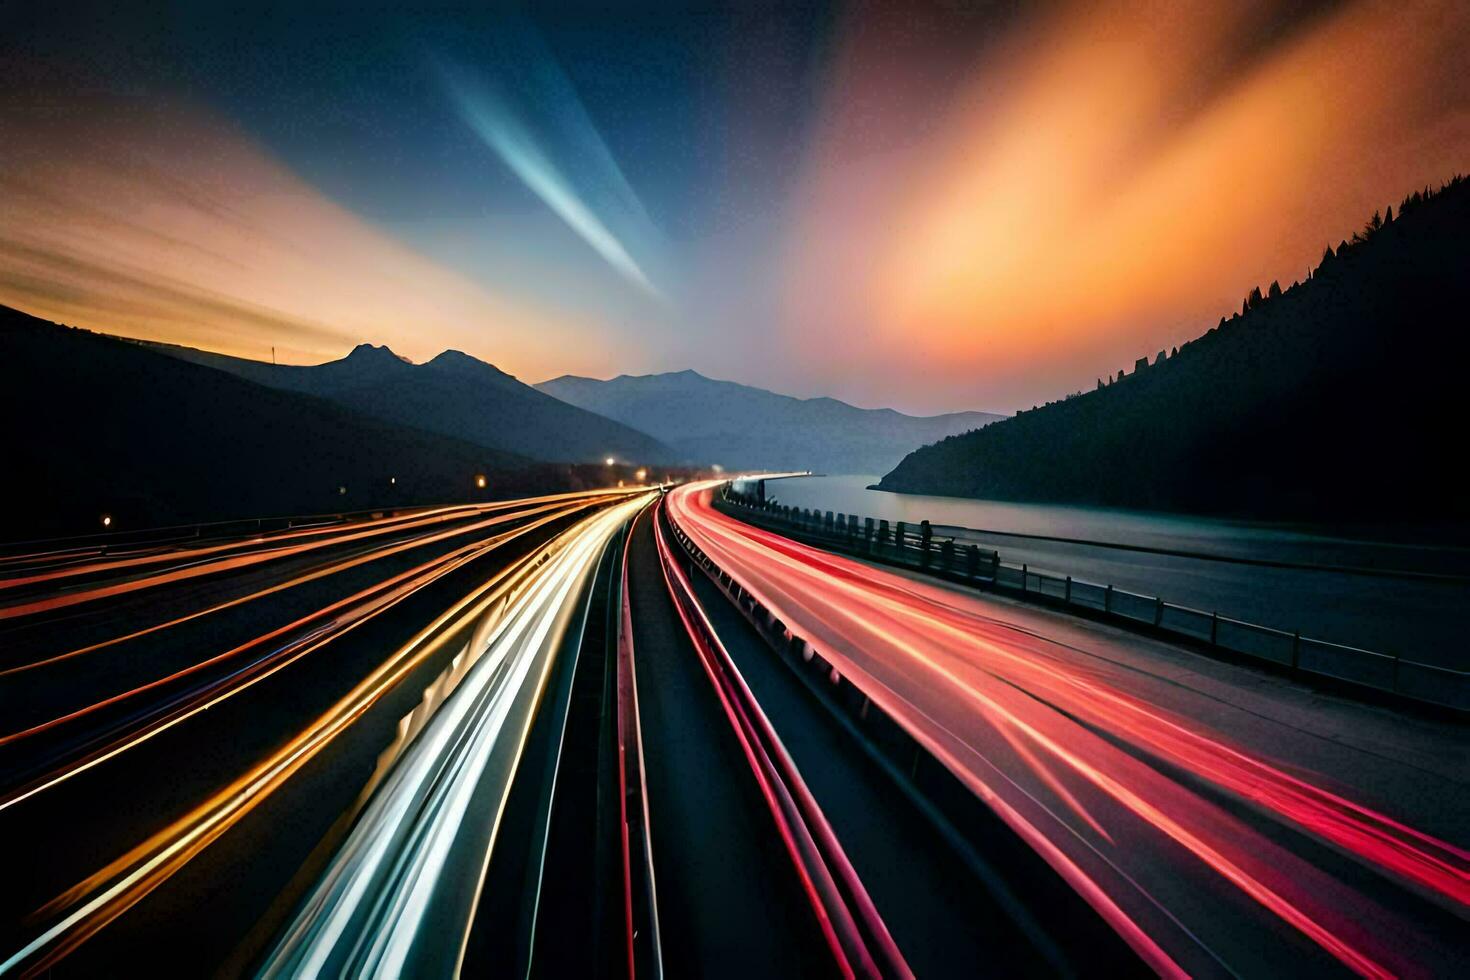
[711,481,1461,716]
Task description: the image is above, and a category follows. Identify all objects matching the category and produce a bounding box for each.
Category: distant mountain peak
[428,348,505,372]
[345,342,412,365]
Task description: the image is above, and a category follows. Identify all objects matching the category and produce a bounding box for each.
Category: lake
[740,475,1470,671]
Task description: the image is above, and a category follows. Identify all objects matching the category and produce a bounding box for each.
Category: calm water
[752,475,1470,572]
[738,475,1470,669]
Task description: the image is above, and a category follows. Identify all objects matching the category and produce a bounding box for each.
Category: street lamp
[604,457,615,466]
[475,474,487,489]
[635,468,647,482]
[100,513,112,529]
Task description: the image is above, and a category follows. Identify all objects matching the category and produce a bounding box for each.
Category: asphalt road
[671,482,1470,978]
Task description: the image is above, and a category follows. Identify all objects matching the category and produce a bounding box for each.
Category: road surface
[669,481,1470,978]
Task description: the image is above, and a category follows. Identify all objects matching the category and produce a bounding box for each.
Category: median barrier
[661,504,1144,974]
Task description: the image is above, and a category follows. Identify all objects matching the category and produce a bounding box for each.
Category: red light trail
[667,482,1468,977]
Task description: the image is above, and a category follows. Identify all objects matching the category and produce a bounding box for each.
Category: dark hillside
[0,307,611,539]
[877,176,1470,524]
[150,339,675,466]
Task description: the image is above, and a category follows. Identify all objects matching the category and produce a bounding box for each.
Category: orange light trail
[0,493,645,976]
[0,499,606,813]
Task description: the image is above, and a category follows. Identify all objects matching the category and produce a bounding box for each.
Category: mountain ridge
[0,306,615,537]
[536,369,1005,473]
[146,339,677,465]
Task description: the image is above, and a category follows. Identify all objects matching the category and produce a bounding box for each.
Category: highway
[2,481,1465,977]
[667,481,1469,977]
[0,490,649,975]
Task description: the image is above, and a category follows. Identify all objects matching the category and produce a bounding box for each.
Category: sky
[1,1,1467,414]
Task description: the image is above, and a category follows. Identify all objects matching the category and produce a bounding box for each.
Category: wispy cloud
[0,94,602,373]
[437,25,666,302]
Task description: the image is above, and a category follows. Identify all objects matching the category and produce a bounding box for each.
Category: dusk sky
[2,1,1467,414]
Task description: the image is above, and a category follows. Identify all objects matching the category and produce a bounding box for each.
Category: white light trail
[258,496,647,978]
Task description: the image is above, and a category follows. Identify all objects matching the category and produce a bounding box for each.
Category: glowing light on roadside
[475,474,487,489]
[605,457,615,466]
[635,468,647,482]
[99,514,112,529]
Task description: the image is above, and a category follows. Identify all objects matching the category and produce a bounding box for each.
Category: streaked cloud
[0,93,605,375]
[781,0,1470,412]
[436,24,667,303]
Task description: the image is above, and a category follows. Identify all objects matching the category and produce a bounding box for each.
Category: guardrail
[715,486,1469,715]
[662,503,1149,975]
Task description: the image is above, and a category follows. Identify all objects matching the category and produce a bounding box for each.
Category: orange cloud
[0,91,605,376]
[783,0,1470,410]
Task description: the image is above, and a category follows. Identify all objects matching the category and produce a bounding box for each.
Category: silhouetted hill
[149,340,676,466]
[535,370,1005,474]
[0,308,622,539]
[877,176,1470,524]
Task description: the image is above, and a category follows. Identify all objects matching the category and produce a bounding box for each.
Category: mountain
[148,341,676,466]
[876,175,1470,524]
[534,370,1005,474]
[0,307,617,538]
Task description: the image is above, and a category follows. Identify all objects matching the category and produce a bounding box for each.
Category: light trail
[0,500,589,812]
[0,493,645,977]
[667,483,1470,977]
[0,489,629,621]
[257,495,649,977]
[652,499,911,980]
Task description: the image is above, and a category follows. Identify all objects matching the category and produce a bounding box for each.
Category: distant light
[605,457,616,466]
[618,479,625,488]
[635,468,647,482]
[339,486,347,495]
[390,477,396,485]
[100,514,112,528]
[475,474,487,489]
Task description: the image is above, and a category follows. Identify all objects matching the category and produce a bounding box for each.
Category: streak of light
[437,52,664,302]
[667,483,1468,977]
[653,501,910,979]
[257,495,649,977]
[0,501,590,813]
[1,514,496,679]
[0,493,646,977]
[0,489,629,620]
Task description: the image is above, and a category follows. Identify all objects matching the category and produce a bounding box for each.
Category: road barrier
[715,486,1469,715]
[660,504,1150,975]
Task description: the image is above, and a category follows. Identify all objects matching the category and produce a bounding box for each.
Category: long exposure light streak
[653,501,911,980]
[0,503,590,813]
[667,483,1469,977]
[258,495,649,977]
[0,493,644,977]
[0,494,610,620]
